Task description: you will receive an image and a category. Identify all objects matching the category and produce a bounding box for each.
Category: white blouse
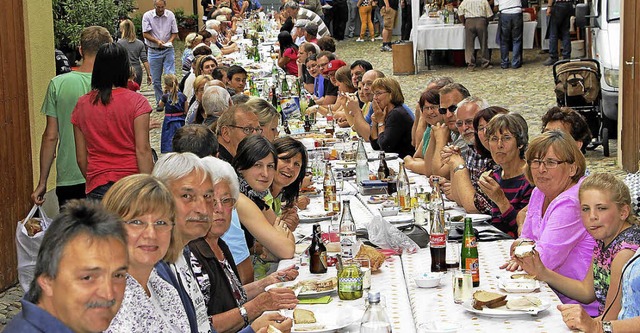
[106,268,191,333]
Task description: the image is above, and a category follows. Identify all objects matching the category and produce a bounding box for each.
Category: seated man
[5,200,128,333]
[226,65,248,96]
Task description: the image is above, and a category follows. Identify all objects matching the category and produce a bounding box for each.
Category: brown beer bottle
[309,224,328,274]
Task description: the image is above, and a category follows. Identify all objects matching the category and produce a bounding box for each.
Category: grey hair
[201,156,240,201]
[283,1,299,10]
[202,86,231,117]
[152,152,208,186]
[25,200,127,303]
[154,0,167,5]
[457,96,489,113]
[206,19,221,30]
[209,29,219,38]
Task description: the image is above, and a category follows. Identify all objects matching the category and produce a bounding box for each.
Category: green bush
[53,0,136,49]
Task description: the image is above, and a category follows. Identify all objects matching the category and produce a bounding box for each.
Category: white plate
[383,214,413,224]
[462,297,550,317]
[290,304,361,333]
[368,152,399,161]
[265,281,336,298]
[299,212,335,223]
[498,277,541,293]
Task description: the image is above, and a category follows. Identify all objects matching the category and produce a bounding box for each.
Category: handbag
[16,205,52,292]
[397,224,429,248]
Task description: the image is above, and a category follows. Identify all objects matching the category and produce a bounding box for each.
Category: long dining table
[275,132,572,332]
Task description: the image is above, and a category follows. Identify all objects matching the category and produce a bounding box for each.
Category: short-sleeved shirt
[593,225,640,314]
[142,9,178,47]
[282,47,299,76]
[41,71,92,187]
[71,88,151,193]
[457,0,494,18]
[4,299,74,333]
[162,91,188,114]
[619,248,640,320]
[323,77,338,97]
[494,0,523,14]
[221,209,251,265]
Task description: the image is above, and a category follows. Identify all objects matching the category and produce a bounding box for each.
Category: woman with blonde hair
[245,98,279,142]
[117,19,151,86]
[182,32,203,75]
[103,174,189,332]
[369,77,414,157]
[186,74,214,124]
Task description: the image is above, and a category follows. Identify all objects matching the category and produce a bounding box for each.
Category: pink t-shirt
[521,177,599,315]
[283,47,299,76]
[71,88,151,193]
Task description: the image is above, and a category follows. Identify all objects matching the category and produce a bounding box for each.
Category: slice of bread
[472,290,507,310]
[506,296,542,310]
[267,324,283,333]
[294,309,317,324]
[510,273,535,280]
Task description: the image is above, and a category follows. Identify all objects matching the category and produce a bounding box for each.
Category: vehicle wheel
[602,128,610,157]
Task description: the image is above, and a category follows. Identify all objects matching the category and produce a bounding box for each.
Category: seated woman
[270,137,309,231]
[102,174,190,332]
[245,98,280,142]
[277,31,298,76]
[404,89,443,175]
[502,130,598,315]
[190,157,299,333]
[556,248,640,332]
[447,107,507,215]
[518,173,640,319]
[369,77,414,158]
[479,113,533,237]
[186,74,214,124]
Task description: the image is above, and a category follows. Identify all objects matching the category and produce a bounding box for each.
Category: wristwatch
[239,305,249,327]
[377,122,385,128]
[602,321,613,333]
[453,164,467,174]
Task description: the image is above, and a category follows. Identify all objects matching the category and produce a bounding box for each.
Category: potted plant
[175,8,199,40]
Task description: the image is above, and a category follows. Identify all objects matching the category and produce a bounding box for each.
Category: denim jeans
[500,13,523,68]
[548,2,573,60]
[148,47,176,106]
[346,0,358,37]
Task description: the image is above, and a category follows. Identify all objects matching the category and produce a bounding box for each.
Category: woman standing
[356,0,375,41]
[72,43,153,200]
[117,19,151,86]
[479,113,533,237]
[369,77,414,158]
[277,31,299,76]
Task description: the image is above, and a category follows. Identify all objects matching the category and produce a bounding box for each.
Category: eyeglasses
[123,219,174,233]
[422,105,439,111]
[455,119,474,128]
[228,125,264,135]
[317,62,329,68]
[476,125,486,133]
[438,105,457,115]
[373,91,388,97]
[528,159,567,169]
[212,197,237,208]
[489,135,515,144]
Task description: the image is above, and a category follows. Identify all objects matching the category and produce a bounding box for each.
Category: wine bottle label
[430,233,446,247]
[464,236,477,248]
[465,258,480,283]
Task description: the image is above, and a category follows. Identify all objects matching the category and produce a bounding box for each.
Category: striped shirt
[457,0,494,18]
[297,8,331,37]
[489,168,534,238]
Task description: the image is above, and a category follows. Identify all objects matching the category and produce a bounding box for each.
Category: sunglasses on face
[438,105,457,115]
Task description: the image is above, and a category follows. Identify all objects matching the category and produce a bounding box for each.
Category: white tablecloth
[402,242,571,332]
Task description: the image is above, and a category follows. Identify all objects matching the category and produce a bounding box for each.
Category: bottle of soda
[377,152,389,180]
[304,115,311,132]
[397,161,411,211]
[461,217,480,287]
[355,138,369,184]
[430,205,447,272]
[326,108,335,135]
[339,199,356,259]
[323,162,336,211]
[309,224,328,274]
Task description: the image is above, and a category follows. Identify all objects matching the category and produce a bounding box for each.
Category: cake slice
[472,290,508,310]
[293,309,317,324]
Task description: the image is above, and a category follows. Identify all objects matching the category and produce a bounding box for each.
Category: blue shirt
[365,103,415,124]
[4,299,74,333]
[221,209,251,265]
[313,76,325,98]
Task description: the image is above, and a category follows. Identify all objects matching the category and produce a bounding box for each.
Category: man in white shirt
[457,0,494,71]
[494,0,524,69]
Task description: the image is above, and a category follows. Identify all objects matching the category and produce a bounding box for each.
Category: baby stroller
[553,59,610,156]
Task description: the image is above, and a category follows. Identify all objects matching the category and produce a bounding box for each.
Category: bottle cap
[368,291,381,303]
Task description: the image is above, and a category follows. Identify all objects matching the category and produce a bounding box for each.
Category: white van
[576,0,620,123]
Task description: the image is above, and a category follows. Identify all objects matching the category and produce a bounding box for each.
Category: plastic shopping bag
[16,205,52,292]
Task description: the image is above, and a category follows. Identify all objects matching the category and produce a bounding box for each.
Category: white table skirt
[410,21,537,51]
[401,242,571,332]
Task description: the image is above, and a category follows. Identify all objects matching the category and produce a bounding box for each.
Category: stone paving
[0,36,628,330]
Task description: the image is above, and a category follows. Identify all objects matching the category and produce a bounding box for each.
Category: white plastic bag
[16,205,52,292]
[366,214,420,254]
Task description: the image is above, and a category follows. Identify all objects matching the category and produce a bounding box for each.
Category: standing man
[457,0,494,71]
[31,26,113,209]
[4,200,128,333]
[495,0,524,69]
[143,0,178,110]
[399,0,411,41]
[331,0,349,40]
[379,0,398,52]
[346,0,359,38]
[543,0,573,65]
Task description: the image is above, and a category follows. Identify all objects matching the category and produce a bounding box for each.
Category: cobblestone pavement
[0,36,627,330]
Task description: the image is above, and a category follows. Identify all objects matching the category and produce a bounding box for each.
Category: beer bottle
[461,217,480,287]
[397,161,411,211]
[377,152,389,180]
[309,224,328,274]
[323,162,336,211]
[281,77,289,96]
[430,205,447,272]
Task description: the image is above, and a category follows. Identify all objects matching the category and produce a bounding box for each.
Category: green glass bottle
[461,217,480,287]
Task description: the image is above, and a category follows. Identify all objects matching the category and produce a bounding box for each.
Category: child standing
[158,74,188,153]
[127,66,140,92]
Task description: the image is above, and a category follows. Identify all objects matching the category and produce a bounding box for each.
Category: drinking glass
[445,242,460,270]
[353,257,372,291]
[335,171,344,191]
[452,269,473,304]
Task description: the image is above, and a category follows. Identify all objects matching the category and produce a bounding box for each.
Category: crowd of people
[14,1,640,333]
